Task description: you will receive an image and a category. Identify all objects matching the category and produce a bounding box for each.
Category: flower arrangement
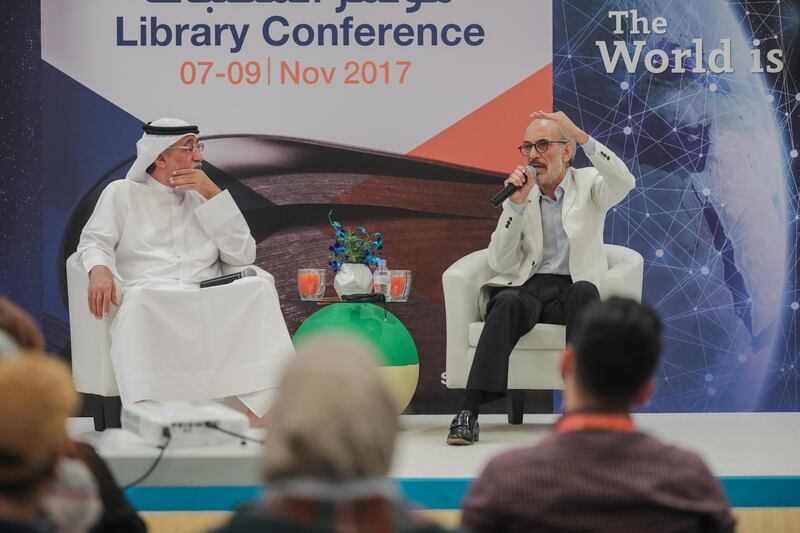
[327,210,383,272]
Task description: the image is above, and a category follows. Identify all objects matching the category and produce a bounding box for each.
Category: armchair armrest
[442,249,494,388]
[66,251,120,396]
[600,244,644,302]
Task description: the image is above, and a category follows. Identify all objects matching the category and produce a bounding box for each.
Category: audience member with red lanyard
[461,297,736,533]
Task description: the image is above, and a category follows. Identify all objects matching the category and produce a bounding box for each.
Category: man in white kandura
[77,118,293,421]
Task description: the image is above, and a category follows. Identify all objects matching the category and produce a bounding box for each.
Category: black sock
[461,390,484,415]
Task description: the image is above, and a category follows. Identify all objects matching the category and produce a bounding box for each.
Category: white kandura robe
[77,175,293,416]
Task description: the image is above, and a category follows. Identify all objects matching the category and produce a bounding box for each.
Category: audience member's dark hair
[0,450,55,498]
[571,297,661,406]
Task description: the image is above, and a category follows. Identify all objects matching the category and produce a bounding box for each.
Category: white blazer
[480,140,635,315]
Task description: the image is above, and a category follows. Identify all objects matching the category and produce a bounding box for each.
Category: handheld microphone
[490,165,537,207]
[199,267,257,288]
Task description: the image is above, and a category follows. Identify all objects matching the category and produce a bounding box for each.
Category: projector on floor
[121,401,251,448]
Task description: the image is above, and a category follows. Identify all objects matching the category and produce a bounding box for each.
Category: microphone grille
[242,267,257,277]
[527,165,537,177]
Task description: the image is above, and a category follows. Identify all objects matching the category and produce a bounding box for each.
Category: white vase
[334,263,373,297]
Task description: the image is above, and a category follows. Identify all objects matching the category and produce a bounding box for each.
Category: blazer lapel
[562,168,578,234]
[525,185,543,261]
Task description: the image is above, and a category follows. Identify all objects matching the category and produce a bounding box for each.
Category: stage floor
[70,413,800,511]
[393,413,800,478]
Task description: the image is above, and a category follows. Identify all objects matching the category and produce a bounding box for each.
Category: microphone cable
[123,428,172,489]
[204,422,264,445]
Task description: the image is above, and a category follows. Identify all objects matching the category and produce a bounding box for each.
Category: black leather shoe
[446,410,479,445]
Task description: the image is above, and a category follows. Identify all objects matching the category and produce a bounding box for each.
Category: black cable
[123,429,172,489]
[204,422,264,445]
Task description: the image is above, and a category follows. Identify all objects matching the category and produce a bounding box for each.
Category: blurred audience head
[0,331,18,359]
[0,297,45,353]
[563,297,662,410]
[263,334,398,484]
[0,355,78,517]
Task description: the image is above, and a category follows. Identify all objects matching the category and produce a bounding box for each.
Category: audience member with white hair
[213,333,456,533]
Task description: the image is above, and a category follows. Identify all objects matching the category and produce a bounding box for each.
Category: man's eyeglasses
[167,142,204,153]
[518,139,568,156]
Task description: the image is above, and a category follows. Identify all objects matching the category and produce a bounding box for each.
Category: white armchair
[442,244,643,423]
[65,251,273,397]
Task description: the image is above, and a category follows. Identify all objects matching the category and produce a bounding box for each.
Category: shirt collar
[555,412,635,433]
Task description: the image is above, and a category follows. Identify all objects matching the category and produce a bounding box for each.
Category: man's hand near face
[504,165,536,205]
[87,265,117,319]
[169,167,222,200]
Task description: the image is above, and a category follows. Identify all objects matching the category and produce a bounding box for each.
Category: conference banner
[26,0,800,413]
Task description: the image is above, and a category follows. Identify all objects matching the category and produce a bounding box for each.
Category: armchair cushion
[468,322,565,350]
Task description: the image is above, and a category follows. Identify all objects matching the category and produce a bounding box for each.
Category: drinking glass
[388,270,412,302]
[297,269,326,301]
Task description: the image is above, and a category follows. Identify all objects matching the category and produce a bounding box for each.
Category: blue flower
[327,209,385,273]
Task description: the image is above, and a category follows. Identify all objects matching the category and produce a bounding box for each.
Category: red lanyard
[555,413,635,433]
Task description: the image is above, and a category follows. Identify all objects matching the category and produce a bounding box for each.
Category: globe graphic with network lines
[555,1,790,411]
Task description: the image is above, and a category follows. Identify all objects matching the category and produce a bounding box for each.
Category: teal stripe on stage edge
[398,479,470,509]
[125,486,262,512]
[124,477,800,512]
[720,477,800,508]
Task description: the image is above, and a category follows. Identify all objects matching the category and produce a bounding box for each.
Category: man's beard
[535,162,564,189]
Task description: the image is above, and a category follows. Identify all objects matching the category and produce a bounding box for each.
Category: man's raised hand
[530,110,589,145]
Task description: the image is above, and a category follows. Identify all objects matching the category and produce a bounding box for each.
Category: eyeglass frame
[518,139,569,156]
[165,142,204,153]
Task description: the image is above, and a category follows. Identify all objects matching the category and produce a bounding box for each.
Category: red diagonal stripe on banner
[408,64,552,173]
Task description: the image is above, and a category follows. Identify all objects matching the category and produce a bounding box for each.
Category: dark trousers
[465,274,600,403]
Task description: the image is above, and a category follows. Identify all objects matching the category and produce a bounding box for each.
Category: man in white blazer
[447,111,636,445]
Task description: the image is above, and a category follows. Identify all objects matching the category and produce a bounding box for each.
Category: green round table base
[293,303,419,412]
